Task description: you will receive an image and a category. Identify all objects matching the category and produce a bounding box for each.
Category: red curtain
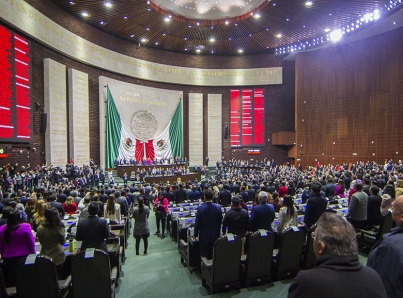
[135,139,143,162]
[145,139,155,161]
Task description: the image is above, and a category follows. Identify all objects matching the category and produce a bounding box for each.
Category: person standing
[288,213,387,298]
[347,182,368,230]
[249,191,275,232]
[0,210,36,287]
[103,194,121,223]
[36,208,66,277]
[304,182,327,228]
[205,156,209,167]
[76,202,110,252]
[194,189,222,259]
[221,196,249,255]
[133,197,150,255]
[277,195,298,233]
[367,195,403,298]
[153,192,168,238]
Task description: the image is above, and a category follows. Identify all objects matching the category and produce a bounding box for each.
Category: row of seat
[0,249,117,298]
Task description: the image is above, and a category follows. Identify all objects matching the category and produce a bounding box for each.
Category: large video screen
[230,88,265,148]
[0,25,32,143]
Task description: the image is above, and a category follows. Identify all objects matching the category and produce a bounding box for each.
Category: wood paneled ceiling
[51,0,399,55]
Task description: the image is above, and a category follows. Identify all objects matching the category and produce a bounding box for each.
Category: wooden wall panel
[295,27,403,168]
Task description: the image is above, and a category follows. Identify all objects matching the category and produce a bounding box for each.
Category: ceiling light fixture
[329,30,342,42]
[210,38,215,42]
[164,17,171,22]
[253,14,261,19]
[238,49,244,53]
[104,2,112,8]
[305,1,313,8]
[81,12,89,17]
[140,38,147,43]
[276,33,282,38]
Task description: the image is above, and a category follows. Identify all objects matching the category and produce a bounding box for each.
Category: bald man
[367,195,403,298]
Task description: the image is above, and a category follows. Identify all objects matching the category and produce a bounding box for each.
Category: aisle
[115,211,292,298]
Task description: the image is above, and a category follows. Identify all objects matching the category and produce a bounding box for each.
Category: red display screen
[0,25,32,143]
[230,88,265,148]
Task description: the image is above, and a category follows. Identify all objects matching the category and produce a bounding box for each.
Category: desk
[144,173,201,184]
[117,163,188,178]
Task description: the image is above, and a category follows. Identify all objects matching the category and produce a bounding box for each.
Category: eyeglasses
[311,232,316,239]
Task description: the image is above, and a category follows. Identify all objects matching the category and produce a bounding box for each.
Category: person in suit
[115,190,129,217]
[194,188,222,259]
[304,182,327,228]
[222,196,249,255]
[76,202,110,252]
[218,184,232,207]
[367,195,403,298]
[288,213,387,298]
[174,183,187,204]
[49,193,65,218]
[249,191,275,232]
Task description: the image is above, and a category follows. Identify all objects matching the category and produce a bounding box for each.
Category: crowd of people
[0,158,402,297]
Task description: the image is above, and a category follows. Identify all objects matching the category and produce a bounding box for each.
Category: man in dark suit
[57,189,67,204]
[249,191,275,231]
[76,202,110,252]
[174,183,187,204]
[49,193,65,218]
[115,190,129,217]
[304,182,328,228]
[194,189,222,259]
[218,184,232,207]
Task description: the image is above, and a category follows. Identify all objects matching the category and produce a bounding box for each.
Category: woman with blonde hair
[395,179,403,198]
[63,196,78,215]
[32,200,48,231]
[104,194,121,223]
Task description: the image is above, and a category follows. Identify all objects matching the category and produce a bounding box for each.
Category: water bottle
[69,239,74,252]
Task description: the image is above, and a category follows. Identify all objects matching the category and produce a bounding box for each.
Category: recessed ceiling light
[253,14,261,19]
[164,17,171,22]
[155,42,159,45]
[393,21,397,25]
[129,34,134,38]
[146,27,150,31]
[104,2,112,8]
[276,33,282,38]
[184,48,188,51]
[196,49,201,53]
[140,38,147,42]
[100,20,105,25]
[123,16,127,19]
[238,49,244,53]
[211,50,214,53]
[196,22,200,26]
[305,1,313,7]
[162,32,166,36]
[324,28,330,32]
[330,30,342,42]
[69,1,75,5]
[225,20,229,25]
[81,12,89,17]
[210,38,215,42]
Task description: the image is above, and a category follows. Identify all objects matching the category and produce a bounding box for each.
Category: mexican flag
[105,87,182,168]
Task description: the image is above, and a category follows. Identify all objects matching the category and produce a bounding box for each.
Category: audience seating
[15,255,71,298]
[241,230,274,286]
[272,227,304,281]
[0,268,16,298]
[71,249,118,298]
[356,211,393,250]
[201,235,242,294]
[300,224,317,269]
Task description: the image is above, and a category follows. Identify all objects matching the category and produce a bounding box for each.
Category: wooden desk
[145,173,201,184]
[117,163,188,178]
